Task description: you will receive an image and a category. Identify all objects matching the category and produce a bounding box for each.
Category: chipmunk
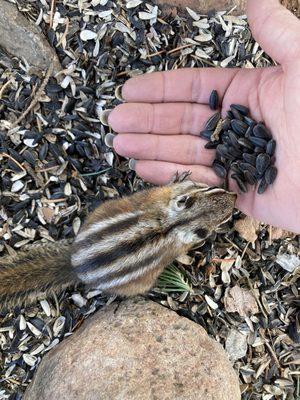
[0,179,236,310]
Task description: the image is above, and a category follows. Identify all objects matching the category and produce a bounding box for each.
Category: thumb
[247,0,300,65]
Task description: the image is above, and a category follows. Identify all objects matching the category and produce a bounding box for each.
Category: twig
[268,225,272,246]
[49,0,57,29]
[167,44,194,54]
[0,78,13,99]
[265,341,281,369]
[11,63,54,128]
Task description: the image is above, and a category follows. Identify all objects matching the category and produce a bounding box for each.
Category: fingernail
[128,158,137,170]
[104,133,116,148]
[99,109,112,126]
[115,84,124,102]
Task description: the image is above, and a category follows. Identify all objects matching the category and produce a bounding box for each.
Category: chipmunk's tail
[0,241,79,311]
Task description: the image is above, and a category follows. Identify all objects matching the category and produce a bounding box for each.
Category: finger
[247,0,300,65]
[113,134,214,166]
[132,160,222,186]
[108,103,214,135]
[122,68,241,104]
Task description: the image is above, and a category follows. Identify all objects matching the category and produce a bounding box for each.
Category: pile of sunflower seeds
[201,91,278,194]
[0,1,299,399]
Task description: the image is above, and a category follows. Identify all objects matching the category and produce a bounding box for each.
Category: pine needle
[156,265,194,294]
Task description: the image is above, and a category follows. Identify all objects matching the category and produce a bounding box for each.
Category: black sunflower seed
[212,160,227,178]
[230,161,241,174]
[222,118,231,131]
[228,146,242,158]
[204,112,221,131]
[245,125,254,138]
[200,130,213,140]
[253,123,271,139]
[257,178,268,194]
[266,139,276,156]
[230,104,249,116]
[227,110,234,120]
[7,159,23,172]
[209,90,219,110]
[228,130,240,149]
[238,137,254,150]
[244,116,255,126]
[39,142,49,161]
[239,162,257,176]
[22,149,37,166]
[204,141,219,149]
[265,165,278,185]
[231,107,244,121]
[242,153,256,166]
[231,173,248,193]
[8,148,24,163]
[244,170,257,185]
[256,153,271,175]
[222,135,231,145]
[249,136,268,148]
[254,147,265,154]
[231,119,248,135]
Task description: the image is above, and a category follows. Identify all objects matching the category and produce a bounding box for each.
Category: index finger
[122,68,241,104]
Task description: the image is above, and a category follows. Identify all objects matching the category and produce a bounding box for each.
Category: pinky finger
[130,159,222,187]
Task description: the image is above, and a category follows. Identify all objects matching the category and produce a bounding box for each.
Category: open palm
[108,0,300,233]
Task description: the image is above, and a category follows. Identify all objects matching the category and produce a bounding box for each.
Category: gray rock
[0,0,61,73]
[24,297,241,400]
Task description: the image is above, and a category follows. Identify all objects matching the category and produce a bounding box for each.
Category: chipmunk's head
[166,181,236,242]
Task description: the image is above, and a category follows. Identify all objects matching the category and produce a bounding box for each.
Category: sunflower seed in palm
[239,162,257,176]
[242,153,256,166]
[265,165,278,185]
[231,107,244,121]
[257,178,268,194]
[205,141,219,149]
[238,137,254,150]
[231,119,248,135]
[228,130,240,149]
[212,160,227,178]
[209,90,219,110]
[230,104,249,116]
[253,123,271,139]
[231,173,248,193]
[256,153,271,175]
[249,136,268,148]
[244,170,257,185]
[266,139,276,156]
[200,130,213,140]
[204,112,221,131]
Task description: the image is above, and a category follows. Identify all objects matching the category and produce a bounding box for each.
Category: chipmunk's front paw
[169,171,192,184]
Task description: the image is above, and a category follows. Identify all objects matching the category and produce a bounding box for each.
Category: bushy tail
[0,241,78,311]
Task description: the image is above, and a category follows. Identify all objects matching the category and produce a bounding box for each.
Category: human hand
[108,0,300,233]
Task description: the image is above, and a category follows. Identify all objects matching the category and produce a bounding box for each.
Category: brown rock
[24,297,241,400]
[0,0,61,74]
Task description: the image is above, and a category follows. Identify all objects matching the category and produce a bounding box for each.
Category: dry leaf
[234,216,260,243]
[224,286,259,317]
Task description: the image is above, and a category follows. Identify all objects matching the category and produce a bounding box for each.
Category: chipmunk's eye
[176,196,187,209]
[175,195,195,210]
